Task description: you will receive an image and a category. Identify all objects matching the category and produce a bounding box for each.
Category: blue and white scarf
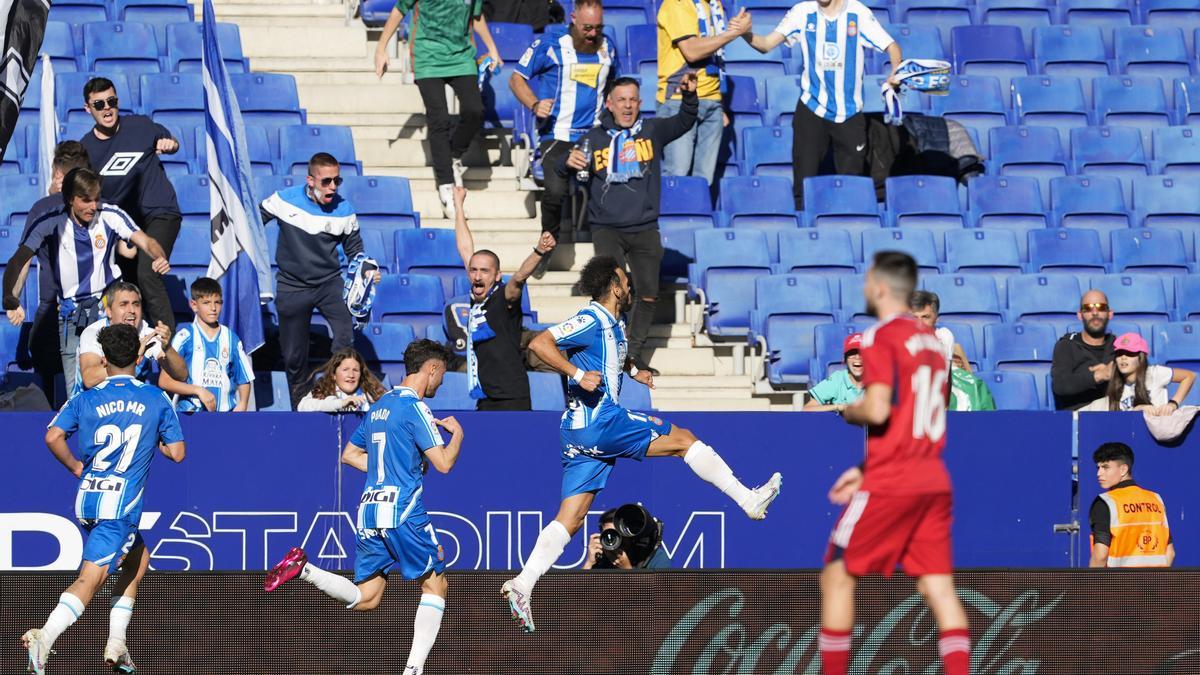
[343,253,379,329]
[694,0,727,88]
[882,59,953,125]
[466,283,500,399]
[606,118,644,184]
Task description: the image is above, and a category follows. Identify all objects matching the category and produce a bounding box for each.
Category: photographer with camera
[582,504,671,570]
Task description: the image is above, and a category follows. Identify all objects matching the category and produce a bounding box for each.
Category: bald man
[1051,289,1116,410]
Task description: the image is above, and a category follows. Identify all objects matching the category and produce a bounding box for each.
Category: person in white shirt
[910,290,969,371]
[297,348,387,412]
[75,281,188,397]
[1082,333,1195,414]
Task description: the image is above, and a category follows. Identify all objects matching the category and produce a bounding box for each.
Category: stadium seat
[195,124,274,177]
[1111,228,1191,274]
[1152,126,1200,177]
[742,126,793,179]
[660,176,716,280]
[801,175,882,262]
[56,72,132,125]
[279,125,359,176]
[1010,76,1090,148]
[777,229,858,277]
[1089,274,1173,334]
[718,176,799,261]
[749,274,837,385]
[977,370,1042,409]
[1058,0,1134,54]
[1091,76,1173,152]
[141,72,203,132]
[170,224,211,273]
[884,175,965,258]
[394,229,462,298]
[765,76,801,127]
[1070,126,1150,201]
[40,21,79,73]
[884,24,946,67]
[172,174,211,230]
[617,373,654,411]
[977,0,1053,52]
[372,274,446,337]
[722,38,786,89]
[1113,27,1190,98]
[116,0,193,47]
[481,64,522,129]
[983,322,1057,402]
[988,126,1069,201]
[723,75,765,168]
[1132,176,1200,260]
[862,228,941,273]
[0,175,41,231]
[1007,273,1083,324]
[528,372,566,411]
[967,176,1048,259]
[896,0,974,55]
[928,76,1009,153]
[1152,321,1200,372]
[689,229,773,337]
[340,175,418,232]
[424,372,476,411]
[1141,0,1200,52]
[166,21,247,73]
[82,22,160,101]
[48,4,107,43]
[354,323,415,381]
[811,323,874,381]
[1049,175,1131,260]
[483,22,535,62]
[1032,27,1110,98]
[923,275,1005,346]
[231,73,305,155]
[625,24,656,69]
[946,229,1023,273]
[862,74,926,117]
[1178,276,1200,320]
[1027,228,1107,273]
[951,26,1030,93]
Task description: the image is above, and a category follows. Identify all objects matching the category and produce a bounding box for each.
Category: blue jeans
[658,97,723,185]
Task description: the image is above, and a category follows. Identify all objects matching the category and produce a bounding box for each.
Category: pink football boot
[264,547,307,592]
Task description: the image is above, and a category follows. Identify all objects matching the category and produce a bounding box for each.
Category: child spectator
[803,333,865,412]
[297,348,387,412]
[158,277,254,412]
[1082,333,1195,414]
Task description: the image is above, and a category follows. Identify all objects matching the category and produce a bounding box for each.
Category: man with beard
[1051,289,1116,410]
[510,0,618,275]
[500,255,782,633]
[451,186,555,411]
[75,280,188,397]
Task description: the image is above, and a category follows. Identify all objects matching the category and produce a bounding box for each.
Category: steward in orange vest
[1089,442,1174,568]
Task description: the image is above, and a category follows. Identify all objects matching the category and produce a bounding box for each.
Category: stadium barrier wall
[2,411,1197,571]
[2,570,1198,674]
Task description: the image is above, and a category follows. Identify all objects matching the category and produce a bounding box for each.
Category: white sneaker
[437,183,456,220]
[500,578,536,633]
[104,638,137,673]
[451,157,467,187]
[744,472,783,520]
[22,629,51,674]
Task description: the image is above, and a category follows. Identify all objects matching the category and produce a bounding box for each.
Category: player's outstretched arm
[341,442,368,473]
[842,383,892,427]
[425,416,464,474]
[528,330,601,391]
[44,427,84,477]
[159,441,186,463]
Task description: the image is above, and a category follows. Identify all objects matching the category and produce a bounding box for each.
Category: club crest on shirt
[847,20,858,36]
[806,22,816,32]
[93,234,106,249]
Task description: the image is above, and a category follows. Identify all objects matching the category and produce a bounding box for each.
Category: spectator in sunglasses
[260,152,381,409]
[1051,289,1116,410]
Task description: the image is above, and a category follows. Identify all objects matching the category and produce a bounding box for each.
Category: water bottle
[575,137,591,183]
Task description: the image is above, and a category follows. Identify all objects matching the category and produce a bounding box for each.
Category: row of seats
[37,19,248,78]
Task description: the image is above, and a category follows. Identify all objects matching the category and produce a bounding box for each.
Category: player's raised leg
[403,570,448,675]
[646,424,782,520]
[103,540,151,673]
[22,561,108,675]
[502,491,595,633]
[264,547,366,609]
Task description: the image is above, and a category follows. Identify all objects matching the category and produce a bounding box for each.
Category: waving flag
[202,0,273,353]
[0,0,49,161]
[38,53,56,192]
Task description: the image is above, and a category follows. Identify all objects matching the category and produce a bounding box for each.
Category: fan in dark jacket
[563,73,698,374]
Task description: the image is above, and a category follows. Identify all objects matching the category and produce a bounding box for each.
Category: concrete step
[640,348,715,376]
[300,84,427,115]
[411,191,536,221]
[651,397,772,411]
[206,0,334,5]
[367,166,520,181]
[250,57,376,73]
[419,216,538,232]
[239,26,367,59]
[291,71,411,86]
[211,4,345,18]
[355,137,508,168]
[646,386,753,399]
[650,375,753,391]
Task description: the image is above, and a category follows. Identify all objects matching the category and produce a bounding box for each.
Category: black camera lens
[599,528,623,552]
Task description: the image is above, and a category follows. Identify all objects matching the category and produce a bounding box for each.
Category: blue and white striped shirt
[171,322,255,413]
[549,302,627,430]
[776,0,894,122]
[514,28,618,142]
[18,202,140,303]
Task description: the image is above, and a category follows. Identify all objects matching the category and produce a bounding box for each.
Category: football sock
[300,563,362,608]
[514,520,571,591]
[404,593,445,671]
[819,627,852,675]
[683,441,753,509]
[108,596,134,645]
[42,592,85,650]
[939,627,971,675]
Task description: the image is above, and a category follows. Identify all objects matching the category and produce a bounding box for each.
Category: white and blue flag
[202,0,273,353]
[37,52,57,193]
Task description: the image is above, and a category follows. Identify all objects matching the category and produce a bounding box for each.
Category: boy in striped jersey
[24,322,186,674]
[157,277,254,412]
[264,340,464,675]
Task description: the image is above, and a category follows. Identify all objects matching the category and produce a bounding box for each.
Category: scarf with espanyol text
[343,253,379,329]
[694,0,727,87]
[606,118,645,184]
[466,282,500,399]
[882,59,952,125]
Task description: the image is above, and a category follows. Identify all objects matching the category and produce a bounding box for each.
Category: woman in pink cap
[1082,332,1195,414]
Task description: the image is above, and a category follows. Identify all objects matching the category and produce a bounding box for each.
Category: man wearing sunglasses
[79,77,182,333]
[260,152,380,409]
[1050,289,1116,410]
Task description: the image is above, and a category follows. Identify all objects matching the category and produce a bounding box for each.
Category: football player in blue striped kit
[501,256,783,632]
[263,339,464,675]
[23,322,186,674]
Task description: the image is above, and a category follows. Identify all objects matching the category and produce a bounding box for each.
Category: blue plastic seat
[622,23,655,68]
[750,274,837,384]
[618,373,655,411]
[527,372,566,411]
[1132,176,1200,260]
[723,38,786,88]
[140,72,203,132]
[863,75,928,119]
[1,175,42,229]
[928,76,1008,153]
[1111,228,1191,274]
[862,228,942,273]
[1092,76,1173,152]
[923,275,1005,346]
[166,21,247,73]
[1141,0,1200,52]
[170,225,211,272]
[777,229,858,276]
[837,275,873,323]
[988,126,1069,201]
[897,0,974,55]
[601,12,652,57]
[660,176,715,280]
[231,73,304,155]
[977,0,1053,52]
[481,64,522,129]
[1151,322,1200,372]
[977,370,1042,409]
[1113,26,1190,98]
[1152,126,1200,177]
[372,274,446,337]
[56,72,132,125]
[765,76,801,127]
[885,175,965,259]
[1049,175,1130,261]
[723,75,765,166]
[885,24,947,65]
[689,229,773,337]
[718,176,798,261]
[946,229,1023,273]
[742,126,793,179]
[172,172,210,216]
[951,25,1030,93]
[82,22,160,101]
[424,372,477,411]
[359,0,398,26]
[40,21,79,73]
[340,175,418,232]
[279,125,359,176]
[802,175,882,262]
[967,176,1048,260]
[48,5,107,44]
[1178,276,1200,320]
[1032,26,1110,98]
[116,0,193,47]
[809,323,867,381]
[983,323,1057,402]
[1058,0,1134,54]
[1070,127,1150,203]
[1089,274,1173,334]
[1011,76,1090,148]
[394,229,462,299]
[1027,228,1107,273]
[483,22,535,61]
[1007,273,1083,324]
[195,124,274,177]
[354,323,416,380]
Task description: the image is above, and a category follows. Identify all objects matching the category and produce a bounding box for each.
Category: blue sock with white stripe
[42,592,85,650]
[405,593,445,671]
[109,595,134,646]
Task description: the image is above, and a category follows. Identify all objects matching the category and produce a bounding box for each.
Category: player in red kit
[818,251,971,675]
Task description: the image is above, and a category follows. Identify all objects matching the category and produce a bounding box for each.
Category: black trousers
[276,276,355,409]
[791,104,868,210]
[476,395,532,411]
[127,213,181,329]
[416,75,484,186]
[538,139,574,240]
[592,227,663,365]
